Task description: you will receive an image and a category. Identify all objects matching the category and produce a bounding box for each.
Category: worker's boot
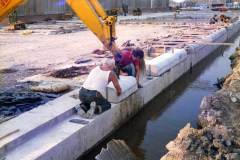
[75,104,88,118]
[86,101,97,118]
[97,105,102,114]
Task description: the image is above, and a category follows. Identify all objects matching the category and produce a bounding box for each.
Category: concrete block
[107,76,138,103]
[146,49,187,77]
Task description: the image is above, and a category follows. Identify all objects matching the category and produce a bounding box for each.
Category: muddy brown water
[80,35,240,160]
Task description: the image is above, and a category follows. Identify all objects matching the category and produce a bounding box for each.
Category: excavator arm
[0,0,26,21]
[67,0,117,50]
[0,0,117,50]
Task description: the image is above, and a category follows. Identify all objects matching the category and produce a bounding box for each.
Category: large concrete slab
[107,76,138,103]
[146,49,187,77]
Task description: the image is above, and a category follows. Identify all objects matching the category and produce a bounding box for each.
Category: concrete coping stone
[145,49,187,77]
[107,76,138,103]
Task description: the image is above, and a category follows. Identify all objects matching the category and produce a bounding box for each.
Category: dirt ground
[1,11,234,88]
[0,23,171,71]
[0,11,238,88]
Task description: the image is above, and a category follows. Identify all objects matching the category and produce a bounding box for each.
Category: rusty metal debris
[50,66,92,78]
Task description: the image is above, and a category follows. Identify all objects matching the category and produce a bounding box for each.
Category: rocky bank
[161,48,240,160]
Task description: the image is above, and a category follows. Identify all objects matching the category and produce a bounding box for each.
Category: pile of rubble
[162,123,240,160]
[50,66,91,78]
[119,22,223,59]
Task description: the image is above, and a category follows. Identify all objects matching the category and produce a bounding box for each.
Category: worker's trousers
[122,63,136,77]
[79,87,111,114]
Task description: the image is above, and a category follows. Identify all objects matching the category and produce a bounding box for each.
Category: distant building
[17,0,71,16]
[170,0,228,7]
[226,0,240,8]
[16,0,169,16]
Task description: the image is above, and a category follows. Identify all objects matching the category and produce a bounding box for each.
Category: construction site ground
[0,11,239,122]
[1,10,240,159]
[0,24,174,91]
[0,11,235,88]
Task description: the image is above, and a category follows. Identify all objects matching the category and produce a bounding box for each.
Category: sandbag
[31,81,70,93]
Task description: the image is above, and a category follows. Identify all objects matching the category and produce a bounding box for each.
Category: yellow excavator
[0,0,117,50]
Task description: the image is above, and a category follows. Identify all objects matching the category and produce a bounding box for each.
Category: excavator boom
[67,0,117,49]
[0,0,26,21]
[0,0,117,49]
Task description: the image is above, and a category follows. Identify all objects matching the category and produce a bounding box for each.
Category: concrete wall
[101,0,169,10]
[169,0,227,7]
[16,0,169,16]
[17,0,71,16]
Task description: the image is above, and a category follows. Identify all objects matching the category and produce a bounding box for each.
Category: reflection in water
[81,35,240,160]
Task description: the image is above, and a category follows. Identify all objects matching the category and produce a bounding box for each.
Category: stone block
[107,76,138,103]
[146,49,187,77]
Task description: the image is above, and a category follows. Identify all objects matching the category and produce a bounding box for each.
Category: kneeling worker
[115,48,145,88]
[79,58,122,116]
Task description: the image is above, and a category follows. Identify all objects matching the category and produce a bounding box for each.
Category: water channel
[81,34,240,160]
